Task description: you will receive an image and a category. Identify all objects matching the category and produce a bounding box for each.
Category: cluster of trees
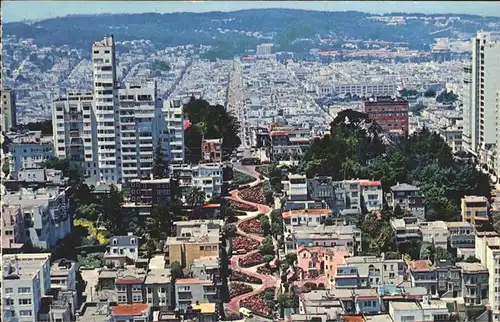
[436,90,459,103]
[183,98,241,163]
[303,109,491,222]
[424,88,437,97]
[151,60,170,72]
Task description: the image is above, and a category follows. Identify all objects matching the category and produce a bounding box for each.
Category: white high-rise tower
[92,36,121,182]
[462,31,500,178]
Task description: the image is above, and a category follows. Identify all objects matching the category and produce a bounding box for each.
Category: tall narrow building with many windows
[119,82,165,181]
[463,31,500,178]
[52,92,99,181]
[92,36,121,182]
[53,35,170,184]
[164,98,184,163]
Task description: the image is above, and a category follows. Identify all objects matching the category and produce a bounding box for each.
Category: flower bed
[232,236,260,253]
[239,184,265,204]
[229,282,253,297]
[228,199,258,212]
[240,287,275,318]
[239,252,264,268]
[257,264,277,276]
[230,270,263,284]
[239,218,264,235]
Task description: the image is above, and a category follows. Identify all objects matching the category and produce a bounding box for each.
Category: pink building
[2,205,25,252]
[297,246,351,282]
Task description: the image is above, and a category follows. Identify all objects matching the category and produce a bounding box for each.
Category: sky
[3,1,500,23]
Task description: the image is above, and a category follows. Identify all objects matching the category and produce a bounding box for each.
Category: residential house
[1,205,25,253]
[435,260,461,297]
[307,176,336,211]
[166,220,222,268]
[388,299,452,322]
[285,224,361,254]
[111,303,151,322]
[170,163,222,201]
[7,131,54,179]
[296,246,351,282]
[359,180,383,212]
[3,186,72,249]
[389,183,425,219]
[475,232,500,321]
[144,260,172,309]
[419,221,449,249]
[408,260,438,296]
[104,233,140,266]
[50,258,77,291]
[175,278,217,310]
[282,209,332,228]
[96,266,147,305]
[201,138,222,163]
[334,256,407,289]
[2,253,51,322]
[461,195,489,226]
[446,221,475,250]
[390,217,422,245]
[456,262,489,306]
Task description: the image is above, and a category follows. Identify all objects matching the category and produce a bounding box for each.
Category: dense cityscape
[2,3,500,322]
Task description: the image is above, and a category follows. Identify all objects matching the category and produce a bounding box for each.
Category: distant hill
[4,9,500,56]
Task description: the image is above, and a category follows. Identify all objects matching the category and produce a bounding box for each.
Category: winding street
[225,165,278,317]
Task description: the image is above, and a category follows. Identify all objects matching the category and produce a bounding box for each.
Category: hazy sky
[3,1,500,23]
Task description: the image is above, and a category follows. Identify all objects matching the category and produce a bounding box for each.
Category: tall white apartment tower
[92,36,121,183]
[164,98,185,163]
[119,82,165,181]
[52,92,99,182]
[460,63,473,152]
[463,31,500,177]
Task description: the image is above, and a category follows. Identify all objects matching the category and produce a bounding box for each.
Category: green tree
[394,204,404,218]
[424,88,436,97]
[285,252,297,266]
[75,203,100,221]
[147,201,180,239]
[171,261,184,281]
[185,186,206,216]
[260,236,274,255]
[101,185,124,234]
[465,256,481,263]
[152,138,168,179]
[141,239,157,258]
[260,215,271,236]
[183,98,241,163]
[2,161,10,178]
[435,247,454,263]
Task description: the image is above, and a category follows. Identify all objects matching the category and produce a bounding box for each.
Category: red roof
[184,119,192,130]
[111,304,150,317]
[202,203,220,209]
[270,131,288,136]
[359,180,381,187]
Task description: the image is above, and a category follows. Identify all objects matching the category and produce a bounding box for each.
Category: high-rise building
[52,36,170,184]
[461,63,473,152]
[464,31,500,177]
[475,232,500,321]
[1,88,17,131]
[256,43,273,56]
[363,96,409,134]
[2,253,51,322]
[92,36,121,183]
[52,92,98,181]
[119,82,164,181]
[164,98,184,163]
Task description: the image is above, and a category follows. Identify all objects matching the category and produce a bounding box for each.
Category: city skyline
[3,0,500,23]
